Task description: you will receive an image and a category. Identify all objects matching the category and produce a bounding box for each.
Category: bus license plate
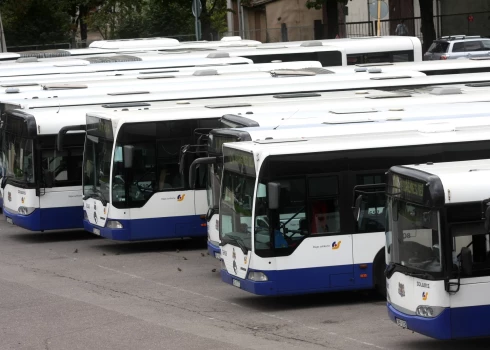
[396,318,407,329]
[6,217,12,224]
[93,228,100,236]
[232,279,241,288]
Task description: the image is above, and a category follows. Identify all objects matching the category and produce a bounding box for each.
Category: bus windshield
[219,148,256,252]
[387,197,442,274]
[2,114,35,185]
[83,116,114,203]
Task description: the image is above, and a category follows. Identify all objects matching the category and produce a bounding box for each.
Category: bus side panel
[450,277,490,339]
[352,231,385,287]
[3,185,41,230]
[40,186,84,230]
[106,190,206,240]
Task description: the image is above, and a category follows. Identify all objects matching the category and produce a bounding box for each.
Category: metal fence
[7,42,72,52]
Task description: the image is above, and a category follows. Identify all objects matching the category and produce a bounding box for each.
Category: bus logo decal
[398,283,405,297]
[332,241,342,250]
[94,211,98,224]
[177,194,186,202]
[422,292,428,301]
[21,197,25,204]
[7,192,11,202]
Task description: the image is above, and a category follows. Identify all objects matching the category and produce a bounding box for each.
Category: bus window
[308,176,340,234]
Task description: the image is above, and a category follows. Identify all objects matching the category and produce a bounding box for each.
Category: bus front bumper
[4,206,83,231]
[387,302,451,340]
[208,240,221,259]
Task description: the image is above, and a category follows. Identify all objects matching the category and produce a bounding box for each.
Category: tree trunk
[79,5,88,46]
[200,0,213,41]
[325,0,339,39]
[419,0,436,52]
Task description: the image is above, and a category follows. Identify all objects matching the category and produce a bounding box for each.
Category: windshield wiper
[220,234,249,255]
[404,271,432,279]
[83,188,108,206]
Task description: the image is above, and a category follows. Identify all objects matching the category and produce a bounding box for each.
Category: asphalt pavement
[0,218,489,350]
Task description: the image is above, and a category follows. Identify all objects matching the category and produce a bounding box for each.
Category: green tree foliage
[0,0,71,46]
[0,0,230,46]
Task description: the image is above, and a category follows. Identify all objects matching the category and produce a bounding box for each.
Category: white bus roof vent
[5,88,20,94]
[368,67,383,73]
[273,93,321,99]
[205,103,252,109]
[85,55,143,64]
[355,67,368,72]
[206,52,230,58]
[139,70,179,74]
[107,91,150,96]
[300,41,323,47]
[220,36,243,42]
[137,75,176,80]
[465,82,490,87]
[193,69,218,76]
[16,57,38,63]
[102,102,151,108]
[365,93,412,99]
[370,75,413,80]
[418,123,456,133]
[430,87,462,95]
[270,69,316,77]
[329,108,378,114]
[42,84,88,90]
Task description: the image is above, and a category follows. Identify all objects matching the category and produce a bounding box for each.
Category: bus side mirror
[0,176,7,189]
[267,182,281,210]
[352,194,363,221]
[123,145,134,169]
[44,170,54,188]
[460,247,472,276]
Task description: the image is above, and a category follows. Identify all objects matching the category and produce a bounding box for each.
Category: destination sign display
[390,174,426,204]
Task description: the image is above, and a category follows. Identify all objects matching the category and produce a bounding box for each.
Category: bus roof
[389,159,490,205]
[5,71,490,110]
[225,117,490,160]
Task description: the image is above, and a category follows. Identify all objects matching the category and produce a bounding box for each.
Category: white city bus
[219,117,490,296]
[386,159,490,339]
[4,71,490,231]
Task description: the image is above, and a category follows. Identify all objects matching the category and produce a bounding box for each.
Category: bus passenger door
[308,175,354,289]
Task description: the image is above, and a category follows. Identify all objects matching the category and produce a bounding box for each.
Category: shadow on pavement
[6,230,98,243]
[91,236,208,255]
[236,290,385,312]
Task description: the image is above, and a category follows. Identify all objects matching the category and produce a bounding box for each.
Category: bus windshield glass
[2,114,35,184]
[83,116,114,203]
[387,197,442,274]
[220,148,256,252]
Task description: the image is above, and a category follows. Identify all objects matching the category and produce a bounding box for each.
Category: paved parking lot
[0,218,489,350]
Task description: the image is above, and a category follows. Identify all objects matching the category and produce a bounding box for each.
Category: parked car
[423,35,490,60]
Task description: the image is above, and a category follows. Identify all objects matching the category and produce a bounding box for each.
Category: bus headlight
[106,220,124,229]
[416,305,445,318]
[18,206,34,215]
[247,271,268,282]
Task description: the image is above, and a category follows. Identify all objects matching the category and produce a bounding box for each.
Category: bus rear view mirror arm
[188,157,216,189]
[57,125,85,152]
[268,182,281,210]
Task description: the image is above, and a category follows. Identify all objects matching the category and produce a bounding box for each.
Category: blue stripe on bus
[389,301,490,339]
[83,214,207,241]
[4,206,83,231]
[208,240,221,258]
[221,263,374,296]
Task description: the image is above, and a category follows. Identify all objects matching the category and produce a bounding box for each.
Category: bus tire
[373,250,386,298]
